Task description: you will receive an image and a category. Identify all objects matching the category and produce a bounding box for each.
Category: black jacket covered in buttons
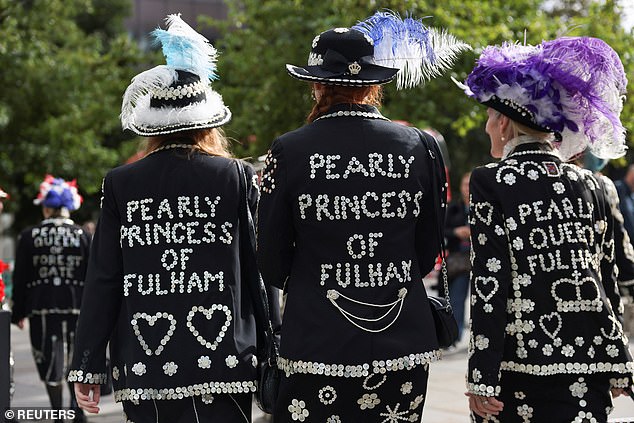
[12,217,90,322]
[69,148,263,402]
[257,103,445,378]
[467,141,633,398]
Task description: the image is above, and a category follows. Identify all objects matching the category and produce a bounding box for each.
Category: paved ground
[8,325,634,422]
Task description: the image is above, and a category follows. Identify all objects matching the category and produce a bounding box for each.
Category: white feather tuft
[120,65,177,130]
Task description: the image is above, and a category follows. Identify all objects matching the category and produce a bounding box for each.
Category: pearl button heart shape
[131,312,177,356]
[474,276,499,303]
[539,312,562,340]
[186,305,232,351]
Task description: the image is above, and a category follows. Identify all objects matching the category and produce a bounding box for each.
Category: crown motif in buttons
[348,62,362,75]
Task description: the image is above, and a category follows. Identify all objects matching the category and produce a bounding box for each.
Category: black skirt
[28,314,77,384]
[471,371,614,423]
[122,393,252,423]
[273,365,429,422]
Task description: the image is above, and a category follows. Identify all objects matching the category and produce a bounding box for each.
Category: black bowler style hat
[287,11,470,89]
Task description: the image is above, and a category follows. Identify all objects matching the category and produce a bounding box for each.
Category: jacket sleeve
[466,167,512,398]
[257,139,294,291]
[68,173,123,385]
[10,231,31,323]
[594,176,626,320]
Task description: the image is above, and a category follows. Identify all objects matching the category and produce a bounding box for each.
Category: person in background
[615,165,634,242]
[455,36,634,421]
[257,11,469,422]
[444,172,471,348]
[11,175,90,423]
[583,152,634,302]
[68,15,275,423]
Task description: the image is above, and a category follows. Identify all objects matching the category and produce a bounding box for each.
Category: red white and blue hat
[33,175,82,211]
[121,14,231,136]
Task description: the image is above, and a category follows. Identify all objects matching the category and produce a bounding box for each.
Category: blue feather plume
[152,14,218,81]
[353,11,470,89]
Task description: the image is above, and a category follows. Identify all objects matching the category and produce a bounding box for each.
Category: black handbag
[236,160,281,414]
[416,129,460,349]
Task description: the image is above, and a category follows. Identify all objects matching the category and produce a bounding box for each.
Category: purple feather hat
[454,37,627,160]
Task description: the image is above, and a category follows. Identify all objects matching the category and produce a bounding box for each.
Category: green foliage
[0,0,144,229]
[205,0,634,192]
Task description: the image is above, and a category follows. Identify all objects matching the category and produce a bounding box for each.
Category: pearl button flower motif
[553,182,566,194]
[512,237,524,250]
[527,169,539,180]
[478,233,488,245]
[162,361,178,376]
[475,335,489,350]
[131,362,146,376]
[288,399,309,421]
[517,404,534,419]
[326,416,341,423]
[569,378,588,398]
[472,369,482,382]
[112,366,120,381]
[198,355,211,369]
[486,258,502,273]
[514,391,526,400]
[542,344,554,356]
[225,355,238,368]
[606,344,619,357]
[506,217,518,231]
[400,381,413,395]
[357,393,381,410]
[318,386,337,405]
[503,173,517,185]
[562,344,575,357]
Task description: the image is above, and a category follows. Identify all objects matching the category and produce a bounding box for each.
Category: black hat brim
[286,64,398,86]
[482,98,553,134]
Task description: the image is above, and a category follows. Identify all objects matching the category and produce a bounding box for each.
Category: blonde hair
[145,127,232,158]
[495,111,551,141]
[307,83,383,123]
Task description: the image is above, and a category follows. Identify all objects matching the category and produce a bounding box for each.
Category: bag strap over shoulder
[413,128,452,307]
[235,160,279,361]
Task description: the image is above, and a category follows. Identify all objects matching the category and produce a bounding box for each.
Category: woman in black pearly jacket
[257,12,469,422]
[68,15,277,423]
[455,37,634,422]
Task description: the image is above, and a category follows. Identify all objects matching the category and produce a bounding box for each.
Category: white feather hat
[121,14,231,136]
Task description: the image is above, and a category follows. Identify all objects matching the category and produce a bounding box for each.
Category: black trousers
[122,394,252,423]
[472,371,614,423]
[28,314,77,384]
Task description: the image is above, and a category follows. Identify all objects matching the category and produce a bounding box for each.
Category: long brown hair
[144,127,232,158]
[307,83,383,123]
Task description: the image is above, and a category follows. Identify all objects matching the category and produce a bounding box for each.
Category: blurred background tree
[1,0,632,227]
[204,0,634,194]
[0,0,146,230]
